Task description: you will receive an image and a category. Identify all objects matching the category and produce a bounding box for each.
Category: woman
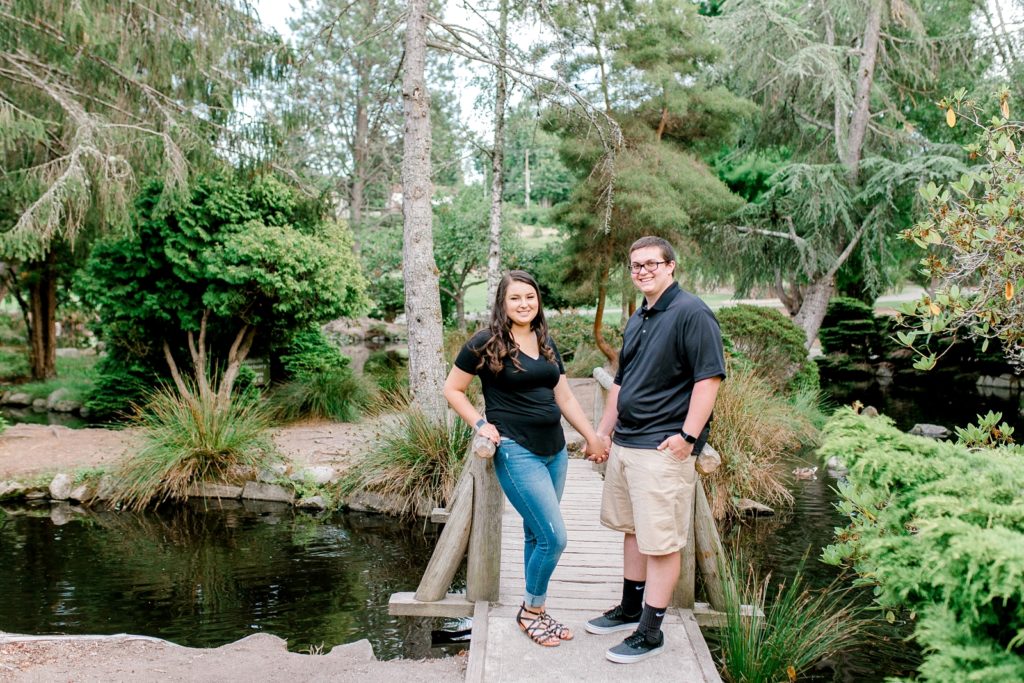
[443,270,607,648]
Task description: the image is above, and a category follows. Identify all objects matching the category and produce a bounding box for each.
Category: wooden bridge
[389,376,732,682]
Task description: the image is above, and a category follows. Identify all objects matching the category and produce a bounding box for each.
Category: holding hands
[585,432,611,463]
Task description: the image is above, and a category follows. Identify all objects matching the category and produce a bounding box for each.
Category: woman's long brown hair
[477,270,556,374]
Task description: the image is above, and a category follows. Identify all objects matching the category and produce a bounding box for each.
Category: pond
[0,501,460,660]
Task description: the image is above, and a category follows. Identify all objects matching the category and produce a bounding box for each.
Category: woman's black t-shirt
[454,330,566,457]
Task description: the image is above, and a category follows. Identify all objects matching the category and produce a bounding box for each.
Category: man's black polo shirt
[612,282,726,449]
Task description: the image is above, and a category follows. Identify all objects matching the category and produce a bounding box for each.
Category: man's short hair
[629,236,676,264]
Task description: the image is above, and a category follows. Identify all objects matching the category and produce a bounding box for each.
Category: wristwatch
[681,430,698,444]
[475,418,487,429]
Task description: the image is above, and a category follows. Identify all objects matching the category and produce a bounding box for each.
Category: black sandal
[516,604,561,647]
[540,611,574,641]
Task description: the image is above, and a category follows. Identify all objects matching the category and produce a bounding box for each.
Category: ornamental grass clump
[716,559,864,683]
[111,382,274,511]
[340,410,472,519]
[705,363,819,518]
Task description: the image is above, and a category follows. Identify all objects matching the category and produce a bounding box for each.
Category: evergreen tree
[0,0,280,378]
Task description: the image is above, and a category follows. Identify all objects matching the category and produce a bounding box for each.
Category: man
[586,235,726,663]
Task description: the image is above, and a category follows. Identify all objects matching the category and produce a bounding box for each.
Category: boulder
[258,463,289,484]
[51,400,82,414]
[49,473,74,500]
[290,466,337,486]
[241,481,294,504]
[94,474,118,502]
[3,392,32,407]
[69,482,94,503]
[910,423,950,440]
[187,483,243,499]
[78,405,92,419]
[46,388,71,410]
[32,398,48,411]
[826,456,848,473]
[296,495,328,510]
[0,480,27,501]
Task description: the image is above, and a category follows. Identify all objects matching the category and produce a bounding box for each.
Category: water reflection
[0,501,451,659]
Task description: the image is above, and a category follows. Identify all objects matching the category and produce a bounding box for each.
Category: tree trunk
[524,148,531,210]
[593,265,618,365]
[485,0,509,310]
[351,69,370,229]
[402,0,447,422]
[792,276,835,350]
[844,0,882,181]
[27,254,58,380]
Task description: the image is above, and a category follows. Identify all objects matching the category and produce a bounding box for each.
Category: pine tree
[0,0,280,378]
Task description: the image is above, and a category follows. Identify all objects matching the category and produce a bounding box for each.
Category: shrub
[546,313,623,375]
[818,297,883,358]
[339,411,471,519]
[363,349,408,396]
[717,304,818,394]
[819,409,1024,682]
[705,363,818,518]
[111,380,275,511]
[268,328,370,422]
[715,558,864,683]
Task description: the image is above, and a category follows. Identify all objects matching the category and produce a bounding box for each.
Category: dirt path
[0,633,465,682]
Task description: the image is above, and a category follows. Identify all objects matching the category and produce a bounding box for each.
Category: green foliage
[268,327,369,422]
[363,350,409,397]
[85,355,158,421]
[546,314,623,361]
[77,173,369,417]
[717,304,817,393]
[819,410,1024,681]
[0,348,30,382]
[817,297,884,358]
[0,353,98,403]
[899,95,1024,367]
[339,412,471,519]
[111,381,276,511]
[715,558,864,683]
[510,245,594,311]
[955,411,1021,452]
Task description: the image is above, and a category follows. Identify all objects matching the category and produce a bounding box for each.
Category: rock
[94,474,118,502]
[826,456,848,473]
[0,480,27,501]
[290,466,337,486]
[26,490,48,500]
[78,405,91,419]
[862,405,879,417]
[976,373,1021,390]
[69,482,94,502]
[32,398,48,411]
[46,388,70,409]
[241,481,294,504]
[345,490,399,515]
[296,495,328,510]
[737,498,774,517]
[3,392,32,407]
[188,483,243,499]
[51,400,82,413]
[49,472,74,500]
[910,423,950,440]
[258,463,289,483]
[324,638,376,662]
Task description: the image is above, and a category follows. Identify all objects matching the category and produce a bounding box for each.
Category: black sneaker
[606,629,665,664]
[585,604,641,635]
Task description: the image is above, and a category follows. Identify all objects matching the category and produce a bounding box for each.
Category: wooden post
[466,454,503,602]
[414,460,475,602]
[671,481,697,608]
[694,481,727,611]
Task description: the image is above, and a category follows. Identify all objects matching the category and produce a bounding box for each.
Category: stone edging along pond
[0,463,425,518]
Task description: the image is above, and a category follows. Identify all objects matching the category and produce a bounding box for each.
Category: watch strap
[681,430,698,444]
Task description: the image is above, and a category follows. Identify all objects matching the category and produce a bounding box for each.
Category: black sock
[621,578,645,617]
[637,602,667,641]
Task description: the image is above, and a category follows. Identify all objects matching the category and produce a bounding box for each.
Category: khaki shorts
[600,443,697,555]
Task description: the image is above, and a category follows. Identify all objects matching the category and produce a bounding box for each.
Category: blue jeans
[495,438,568,608]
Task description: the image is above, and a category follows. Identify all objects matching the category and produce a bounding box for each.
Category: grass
[267,368,372,423]
[339,410,472,519]
[0,352,99,402]
[111,380,276,511]
[705,363,820,519]
[715,557,865,683]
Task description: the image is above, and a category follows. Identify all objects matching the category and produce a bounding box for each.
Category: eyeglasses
[628,260,669,274]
